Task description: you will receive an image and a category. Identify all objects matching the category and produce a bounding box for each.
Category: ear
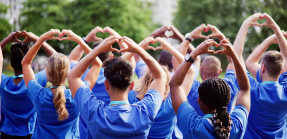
[261,64,266,73]
[281,69,284,74]
[104,80,109,91]
[110,54,114,59]
[129,81,134,90]
[218,68,222,75]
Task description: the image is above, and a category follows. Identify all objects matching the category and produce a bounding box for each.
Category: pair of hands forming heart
[7,31,37,43]
[85,26,122,43]
[192,39,234,57]
[245,12,277,29]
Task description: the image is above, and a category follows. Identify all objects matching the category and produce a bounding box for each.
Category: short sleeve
[70,61,78,69]
[192,64,199,81]
[0,74,9,90]
[177,101,199,136]
[135,60,147,79]
[128,90,137,104]
[256,69,262,83]
[27,80,44,102]
[74,84,104,123]
[140,89,163,119]
[35,70,48,87]
[230,105,249,137]
[279,72,287,86]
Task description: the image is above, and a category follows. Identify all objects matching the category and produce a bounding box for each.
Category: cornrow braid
[198,78,232,139]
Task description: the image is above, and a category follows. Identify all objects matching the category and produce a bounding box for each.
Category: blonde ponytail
[53,86,69,121]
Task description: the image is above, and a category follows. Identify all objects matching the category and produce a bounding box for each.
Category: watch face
[185,54,191,61]
[185,33,191,38]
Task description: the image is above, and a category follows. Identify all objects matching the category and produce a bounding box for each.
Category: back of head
[10,42,29,72]
[201,56,221,80]
[262,51,284,78]
[93,42,112,62]
[46,53,70,121]
[159,50,173,72]
[136,66,170,100]
[104,57,133,91]
[198,78,232,139]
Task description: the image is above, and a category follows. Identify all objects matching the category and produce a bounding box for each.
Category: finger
[215,50,225,54]
[154,46,163,51]
[58,37,69,40]
[111,47,120,53]
[207,50,216,54]
[147,46,154,50]
[198,35,209,39]
[251,22,262,27]
[119,48,129,53]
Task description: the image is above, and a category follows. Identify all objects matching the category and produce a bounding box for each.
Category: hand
[60,29,81,42]
[149,26,169,38]
[39,29,61,41]
[260,13,277,29]
[22,31,39,42]
[119,37,141,53]
[190,24,209,39]
[85,26,104,43]
[192,39,217,56]
[206,24,226,40]
[169,25,184,40]
[96,35,120,53]
[6,31,22,43]
[154,37,173,51]
[103,26,121,38]
[244,12,262,27]
[138,37,155,50]
[215,39,235,57]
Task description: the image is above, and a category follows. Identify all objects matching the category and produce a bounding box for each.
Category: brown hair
[262,51,284,78]
[136,66,170,100]
[46,53,70,121]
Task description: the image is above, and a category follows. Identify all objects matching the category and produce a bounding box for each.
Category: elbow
[67,71,75,84]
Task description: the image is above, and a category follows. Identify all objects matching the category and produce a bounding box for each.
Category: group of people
[0,12,286,139]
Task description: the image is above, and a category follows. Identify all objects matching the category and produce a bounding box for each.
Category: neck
[262,75,278,82]
[14,70,23,76]
[109,90,129,102]
[203,109,216,115]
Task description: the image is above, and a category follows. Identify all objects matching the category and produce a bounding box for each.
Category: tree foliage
[0,3,11,42]
[20,0,155,53]
[174,0,287,68]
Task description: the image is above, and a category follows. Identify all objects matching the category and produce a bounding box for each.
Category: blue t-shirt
[177,101,248,138]
[74,85,162,139]
[129,92,176,139]
[187,70,239,116]
[0,71,47,136]
[135,60,148,79]
[27,80,79,139]
[244,72,287,138]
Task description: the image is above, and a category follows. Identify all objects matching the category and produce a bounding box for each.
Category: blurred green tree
[174,0,287,69]
[0,3,11,43]
[20,0,155,53]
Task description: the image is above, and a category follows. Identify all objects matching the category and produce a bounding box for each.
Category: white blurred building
[142,0,178,26]
[0,0,24,31]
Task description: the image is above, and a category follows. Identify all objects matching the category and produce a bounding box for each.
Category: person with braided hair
[21,29,102,138]
[170,39,250,138]
[0,31,56,138]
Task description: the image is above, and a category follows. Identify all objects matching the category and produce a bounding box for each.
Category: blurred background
[0,0,286,77]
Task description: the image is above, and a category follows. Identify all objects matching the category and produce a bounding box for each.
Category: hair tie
[50,85,66,89]
[216,106,227,109]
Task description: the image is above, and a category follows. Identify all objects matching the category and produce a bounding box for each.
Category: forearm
[273,26,287,58]
[135,47,164,79]
[0,48,3,83]
[178,40,190,55]
[84,57,102,89]
[170,58,193,86]
[0,38,10,50]
[41,42,57,57]
[233,22,250,64]
[69,45,84,62]
[21,38,45,65]
[77,39,92,54]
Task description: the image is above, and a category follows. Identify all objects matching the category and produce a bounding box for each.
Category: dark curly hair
[103,57,133,91]
[198,78,232,139]
[10,42,29,72]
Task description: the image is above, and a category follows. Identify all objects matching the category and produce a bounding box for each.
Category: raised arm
[261,13,287,72]
[120,37,167,98]
[68,36,119,98]
[217,40,251,111]
[69,26,103,62]
[22,29,61,87]
[0,31,22,50]
[230,13,261,71]
[22,31,57,57]
[0,47,3,84]
[170,39,217,113]
[246,34,279,76]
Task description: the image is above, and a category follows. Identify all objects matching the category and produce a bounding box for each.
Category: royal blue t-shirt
[74,84,162,139]
[0,71,47,136]
[27,80,79,139]
[129,92,176,139]
[135,60,148,79]
[244,72,287,138]
[177,101,248,138]
[187,70,239,116]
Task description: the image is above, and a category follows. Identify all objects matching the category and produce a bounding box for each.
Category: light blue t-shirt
[74,84,162,139]
[129,92,176,139]
[177,101,248,138]
[27,80,79,139]
[0,71,47,136]
[135,60,148,79]
[244,72,287,138]
[187,70,239,116]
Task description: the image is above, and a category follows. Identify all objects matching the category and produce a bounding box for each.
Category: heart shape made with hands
[15,31,28,42]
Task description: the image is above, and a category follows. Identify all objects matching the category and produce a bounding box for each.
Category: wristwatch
[184,54,195,63]
[185,33,193,42]
[82,37,89,44]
